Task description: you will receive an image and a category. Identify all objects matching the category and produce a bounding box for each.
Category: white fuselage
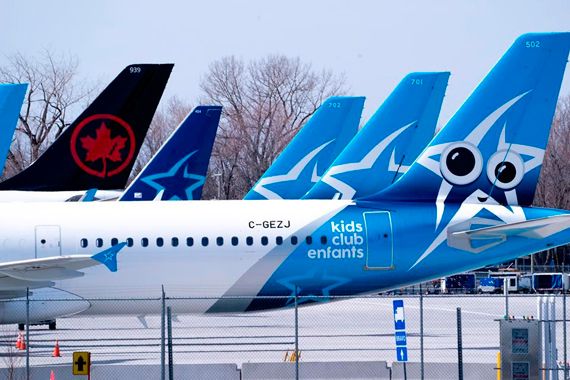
[0,200,351,315]
[0,190,121,202]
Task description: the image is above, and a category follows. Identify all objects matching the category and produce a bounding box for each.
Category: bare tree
[200,55,348,199]
[129,96,193,181]
[534,94,570,267]
[0,51,94,178]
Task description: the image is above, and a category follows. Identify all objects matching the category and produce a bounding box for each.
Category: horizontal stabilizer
[448,214,570,253]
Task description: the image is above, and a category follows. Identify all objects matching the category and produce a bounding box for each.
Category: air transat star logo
[71,114,135,178]
[277,269,351,306]
[252,140,334,199]
[409,91,545,269]
[140,151,205,200]
[320,122,414,199]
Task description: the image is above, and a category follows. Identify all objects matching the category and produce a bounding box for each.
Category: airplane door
[363,211,394,270]
[35,225,61,258]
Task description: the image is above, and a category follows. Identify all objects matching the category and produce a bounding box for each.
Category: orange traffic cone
[52,340,61,357]
[15,333,21,350]
[50,369,55,380]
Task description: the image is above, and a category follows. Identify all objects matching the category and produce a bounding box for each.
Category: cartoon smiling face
[407,90,551,269]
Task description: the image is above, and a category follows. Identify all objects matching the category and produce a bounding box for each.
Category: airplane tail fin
[367,33,570,208]
[304,72,449,200]
[0,83,27,176]
[0,64,173,191]
[244,96,365,200]
[119,105,222,201]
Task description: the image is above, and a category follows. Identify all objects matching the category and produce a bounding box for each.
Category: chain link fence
[0,291,567,379]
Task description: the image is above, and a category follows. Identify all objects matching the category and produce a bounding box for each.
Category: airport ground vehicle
[440,274,476,294]
[477,277,503,293]
[519,273,569,293]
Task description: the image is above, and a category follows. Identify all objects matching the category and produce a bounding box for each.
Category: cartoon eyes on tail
[439,142,525,189]
[486,150,524,189]
[440,142,483,185]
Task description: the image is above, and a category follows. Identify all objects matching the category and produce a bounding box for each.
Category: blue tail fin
[304,72,449,200]
[0,83,27,175]
[119,106,222,201]
[244,96,364,200]
[369,33,570,210]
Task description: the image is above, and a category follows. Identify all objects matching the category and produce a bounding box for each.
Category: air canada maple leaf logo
[70,114,135,178]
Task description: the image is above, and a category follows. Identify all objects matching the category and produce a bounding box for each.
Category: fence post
[167,306,173,380]
[161,285,166,380]
[26,287,29,380]
[420,284,425,380]
[504,281,509,318]
[562,289,568,380]
[294,287,299,380]
[457,307,463,380]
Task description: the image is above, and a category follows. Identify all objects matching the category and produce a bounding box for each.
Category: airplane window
[246,236,253,246]
[157,237,164,247]
[216,237,224,246]
[291,236,298,245]
[126,238,134,247]
[141,238,149,247]
[186,237,194,247]
[276,236,283,245]
[320,236,327,245]
[96,238,103,248]
[172,237,179,247]
[305,236,313,245]
[231,237,239,246]
[111,238,118,246]
[202,237,209,247]
[80,238,88,248]
[261,236,268,246]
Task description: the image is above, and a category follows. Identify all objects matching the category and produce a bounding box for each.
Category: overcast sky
[2,0,569,127]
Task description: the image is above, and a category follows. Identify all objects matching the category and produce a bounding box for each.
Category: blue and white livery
[244,97,364,200]
[120,106,221,201]
[0,34,567,323]
[304,72,449,200]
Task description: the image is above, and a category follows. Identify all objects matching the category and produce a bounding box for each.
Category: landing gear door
[363,211,394,270]
[35,225,61,258]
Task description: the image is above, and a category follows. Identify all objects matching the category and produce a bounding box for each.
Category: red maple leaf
[80,122,127,176]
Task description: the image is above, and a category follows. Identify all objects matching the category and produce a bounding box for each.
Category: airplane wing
[0,242,127,285]
[448,214,570,253]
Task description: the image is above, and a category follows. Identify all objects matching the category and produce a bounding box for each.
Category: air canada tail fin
[244,96,365,200]
[304,72,449,200]
[119,105,222,201]
[0,64,173,191]
[368,33,570,208]
[0,83,27,176]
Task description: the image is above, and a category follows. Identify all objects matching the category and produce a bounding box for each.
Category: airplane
[304,72,449,200]
[119,105,222,201]
[0,83,27,175]
[244,96,364,200]
[0,33,567,322]
[0,64,173,201]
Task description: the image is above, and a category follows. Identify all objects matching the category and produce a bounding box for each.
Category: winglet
[79,188,98,202]
[91,242,127,272]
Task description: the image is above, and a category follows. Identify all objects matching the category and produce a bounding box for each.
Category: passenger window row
[80,235,328,249]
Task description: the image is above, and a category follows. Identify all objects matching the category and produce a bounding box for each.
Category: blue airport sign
[396,346,408,362]
[395,330,407,346]
[393,299,406,330]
